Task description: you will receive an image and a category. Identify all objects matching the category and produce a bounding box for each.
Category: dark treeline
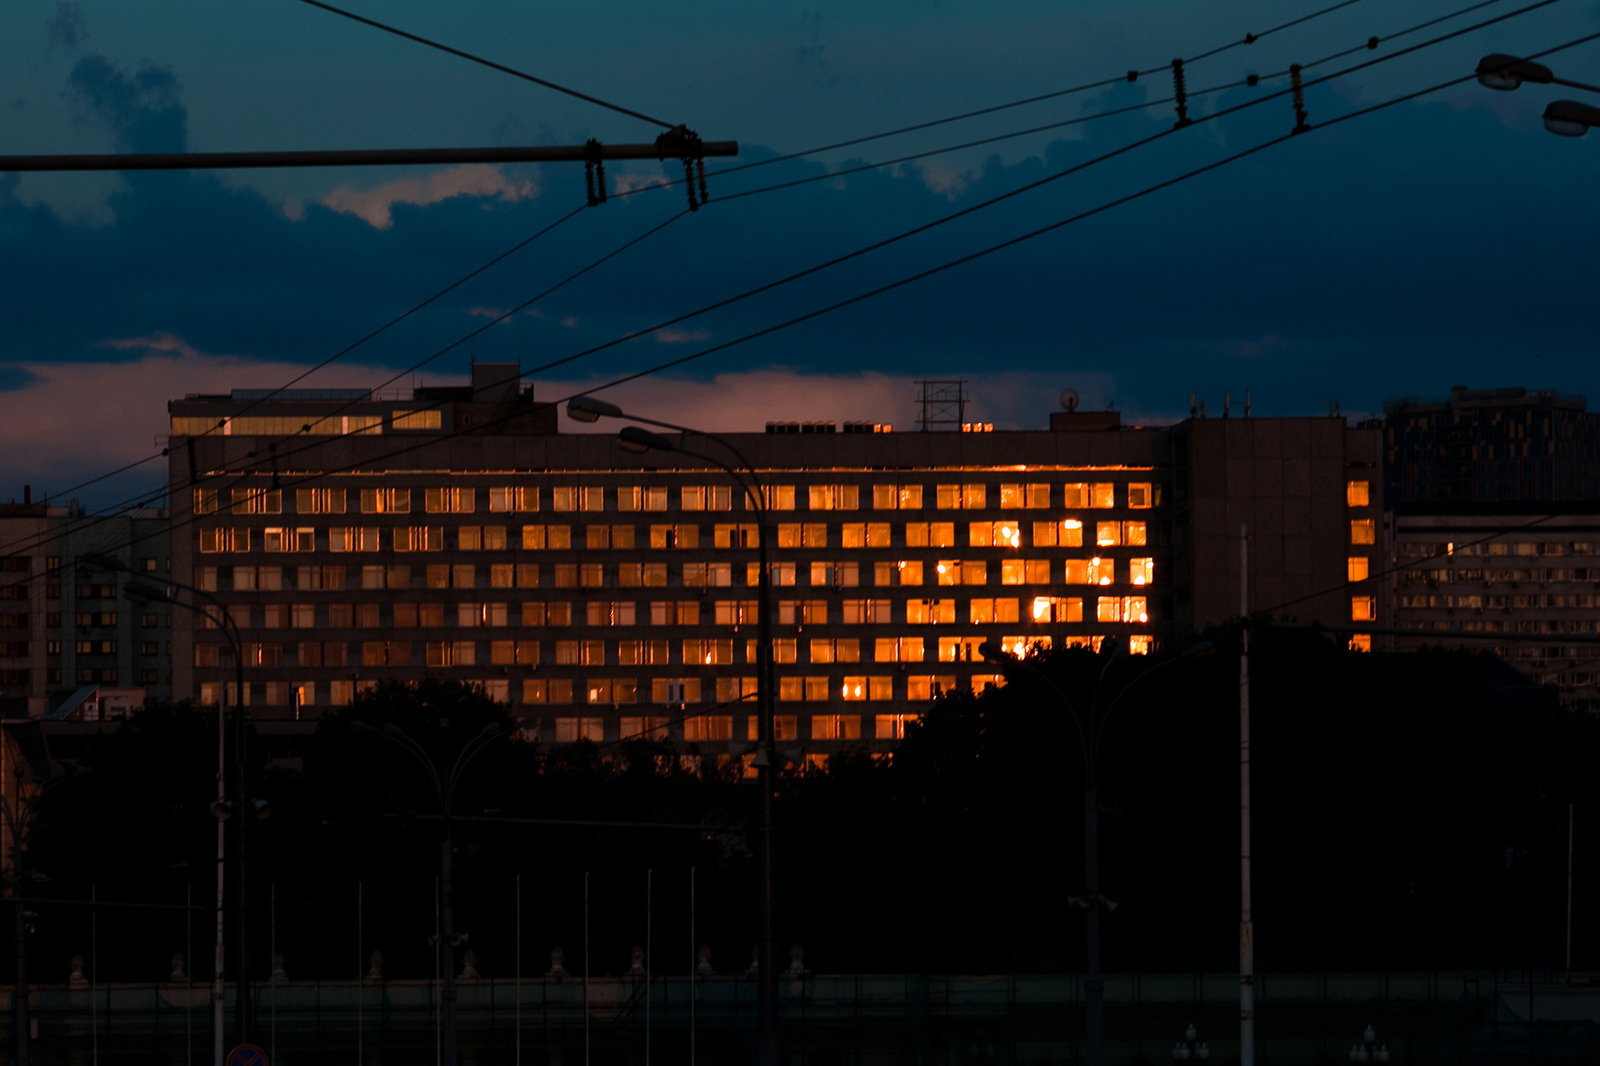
[15,626,1598,985]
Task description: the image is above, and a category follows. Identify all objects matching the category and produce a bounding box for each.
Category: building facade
[1383,386,1600,504]
[0,500,172,718]
[165,367,1382,752]
[1392,504,1600,709]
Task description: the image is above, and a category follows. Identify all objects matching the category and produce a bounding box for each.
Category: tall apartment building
[1383,386,1600,504]
[1392,505,1600,710]
[165,367,1382,751]
[0,498,173,718]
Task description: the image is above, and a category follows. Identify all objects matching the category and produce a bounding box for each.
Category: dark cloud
[1,45,1596,486]
[68,53,185,154]
[46,2,88,51]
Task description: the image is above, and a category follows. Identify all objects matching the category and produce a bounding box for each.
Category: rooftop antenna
[915,379,968,431]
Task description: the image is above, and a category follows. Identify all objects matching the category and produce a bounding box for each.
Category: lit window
[1349,634,1372,652]
[1351,596,1376,621]
[1351,520,1376,545]
[969,522,1021,548]
[1129,558,1154,585]
[1127,483,1153,509]
[1347,480,1370,507]
[1128,635,1152,655]
[1348,557,1369,582]
[1090,484,1115,508]
[1097,522,1121,547]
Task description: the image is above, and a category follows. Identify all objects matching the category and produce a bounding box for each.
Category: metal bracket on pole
[584,139,608,207]
[655,125,710,211]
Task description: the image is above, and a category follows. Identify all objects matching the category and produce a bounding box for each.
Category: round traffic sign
[227,1045,268,1066]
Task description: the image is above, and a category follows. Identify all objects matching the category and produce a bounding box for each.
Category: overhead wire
[30,26,1600,586]
[291,0,676,129]
[4,0,1574,564]
[43,203,591,506]
[14,0,1514,527]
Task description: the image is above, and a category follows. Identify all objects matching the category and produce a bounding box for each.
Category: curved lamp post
[1476,53,1600,137]
[566,395,781,1066]
[351,717,522,1066]
[978,638,1213,1066]
[91,550,250,1065]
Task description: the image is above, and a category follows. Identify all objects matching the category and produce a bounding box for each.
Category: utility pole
[1240,525,1255,1066]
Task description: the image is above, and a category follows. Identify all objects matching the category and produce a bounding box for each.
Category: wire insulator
[1367,36,1379,50]
[1247,74,1259,87]
[1290,63,1310,133]
[1244,32,1258,44]
[1171,58,1192,129]
[1127,70,1138,82]
[696,158,709,205]
[683,159,699,212]
[584,138,604,207]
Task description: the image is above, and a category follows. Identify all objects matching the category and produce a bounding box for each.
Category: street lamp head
[978,640,1011,664]
[381,722,406,737]
[1185,1024,1198,1042]
[80,550,124,574]
[350,720,377,734]
[122,578,168,603]
[619,425,676,454]
[566,396,625,423]
[1181,641,1216,659]
[480,721,503,737]
[1544,99,1600,137]
[1476,53,1554,91]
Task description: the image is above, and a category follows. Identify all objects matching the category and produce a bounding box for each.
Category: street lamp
[99,552,251,1066]
[0,764,91,1066]
[1173,1023,1211,1063]
[978,637,1214,1066]
[1349,1025,1390,1064]
[1476,53,1600,137]
[565,395,781,1066]
[351,717,521,1066]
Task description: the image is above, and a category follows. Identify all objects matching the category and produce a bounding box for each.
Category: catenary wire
[0,204,690,566]
[4,0,1575,564]
[37,28,1600,588]
[40,203,591,507]
[11,0,1514,528]
[292,0,676,129]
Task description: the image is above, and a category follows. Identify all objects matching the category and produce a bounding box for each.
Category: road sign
[227,1045,268,1066]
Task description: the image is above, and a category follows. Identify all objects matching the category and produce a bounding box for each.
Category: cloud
[654,328,713,344]
[69,53,185,154]
[614,174,670,195]
[0,347,461,504]
[321,165,539,230]
[560,316,580,328]
[466,307,509,320]
[47,2,89,50]
[97,330,211,359]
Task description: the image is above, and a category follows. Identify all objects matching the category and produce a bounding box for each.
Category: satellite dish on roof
[1059,388,1080,413]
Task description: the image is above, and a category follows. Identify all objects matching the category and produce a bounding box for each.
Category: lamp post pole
[980,639,1213,1066]
[563,396,778,1066]
[115,568,244,1064]
[352,719,517,1066]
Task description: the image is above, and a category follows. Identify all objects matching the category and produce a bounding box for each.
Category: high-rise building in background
[1383,386,1600,709]
[0,497,172,719]
[157,365,1380,755]
[1383,386,1600,504]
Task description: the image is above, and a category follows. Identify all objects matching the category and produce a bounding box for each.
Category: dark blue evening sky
[0,0,1596,503]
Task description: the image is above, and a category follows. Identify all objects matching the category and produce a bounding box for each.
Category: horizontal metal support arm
[0,141,739,173]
